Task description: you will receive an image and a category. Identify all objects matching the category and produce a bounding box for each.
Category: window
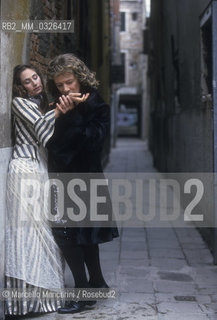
[121,52,125,67]
[120,52,126,83]
[132,12,138,21]
[120,12,126,31]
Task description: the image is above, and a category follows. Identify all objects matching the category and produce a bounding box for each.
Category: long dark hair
[12,64,49,112]
[47,54,99,100]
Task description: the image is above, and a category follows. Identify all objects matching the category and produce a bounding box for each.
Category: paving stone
[175,228,203,239]
[118,265,149,278]
[148,238,180,249]
[120,258,150,267]
[158,314,210,320]
[119,292,155,304]
[149,248,185,259]
[120,250,148,260]
[181,242,208,249]
[150,257,187,270]
[154,280,196,294]
[155,293,208,304]
[208,313,217,320]
[121,227,146,236]
[146,228,177,241]
[198,287,217,295]
[100,260,119,273]
[121,240,147,251]
[99,251,120,261]
[196,279,217,289]
[196,295,212,304]
[200,303,217,313]
[158,271,193,282]
[121,235,147,243]
[118,277,154,294]
[157,301,203,314]
[210,294,217,303]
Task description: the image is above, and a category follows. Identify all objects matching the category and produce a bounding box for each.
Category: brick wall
[29,0,73,74]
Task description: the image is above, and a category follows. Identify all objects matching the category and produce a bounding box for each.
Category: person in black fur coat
[46,54,119,314]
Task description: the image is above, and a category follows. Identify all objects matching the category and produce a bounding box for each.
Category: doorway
[117,94,141,137]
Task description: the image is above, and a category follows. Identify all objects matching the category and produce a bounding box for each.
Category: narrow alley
[1,1,217,319]
[17,139,217,320]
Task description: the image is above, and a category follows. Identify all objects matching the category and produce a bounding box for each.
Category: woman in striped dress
[5,64,85,316]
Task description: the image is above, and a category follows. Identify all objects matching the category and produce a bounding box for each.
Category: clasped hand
[56,93,89,115]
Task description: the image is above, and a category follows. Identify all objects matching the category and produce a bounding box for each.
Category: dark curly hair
[47,54,99,99]
[12,64,48,112]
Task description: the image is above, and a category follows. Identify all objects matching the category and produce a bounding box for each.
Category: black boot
[89,280,110,288]
[57,300,95,314]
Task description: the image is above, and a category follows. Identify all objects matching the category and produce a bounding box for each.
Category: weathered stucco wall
[120,0,144,88]
[1,2,30,319]
[148,0,215,253]
[149,0,212,172]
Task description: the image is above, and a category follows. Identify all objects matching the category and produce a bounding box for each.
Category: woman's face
[20,68,43,96]
[54,72,81,95]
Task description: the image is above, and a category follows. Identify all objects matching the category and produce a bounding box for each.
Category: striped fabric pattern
[5,97,64,315]
[12,97,55,160]
[5,276,63,315]
[5,157,65,315]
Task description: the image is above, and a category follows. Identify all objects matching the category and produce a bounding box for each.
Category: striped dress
[5,97,64,315]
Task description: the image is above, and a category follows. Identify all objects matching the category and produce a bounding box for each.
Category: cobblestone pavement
[18,139,217,320]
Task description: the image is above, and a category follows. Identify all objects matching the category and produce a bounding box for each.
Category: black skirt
[52,226,119,246]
